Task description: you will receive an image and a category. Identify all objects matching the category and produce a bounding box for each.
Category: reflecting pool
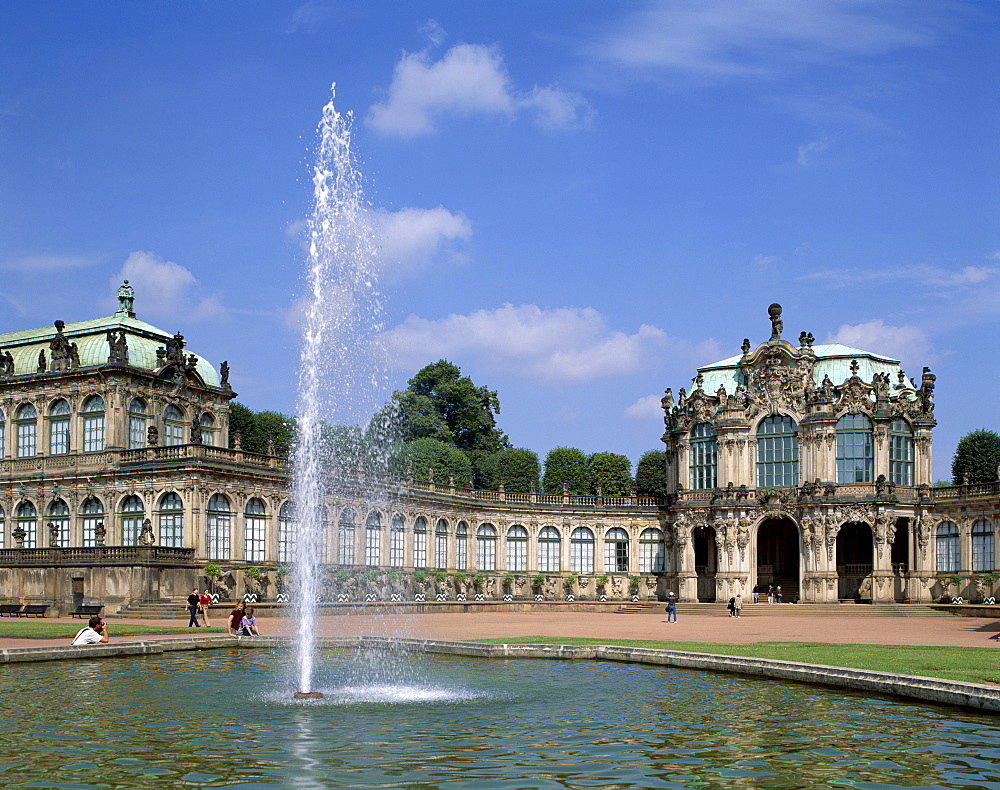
[2,649,999,788]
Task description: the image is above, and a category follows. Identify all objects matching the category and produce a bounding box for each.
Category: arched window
[128,399,147,450]
[0,504,4,550]
[120,495,144,547]
[48,399,71,455]
[245,498,266,563]
[16,403,37,458]
[200,413,216,447]
[158,492,184,548]
[936,521,959,573]
[476,524,497,571]
[538,526,561,573]
[570,527,595,574]
[277,503,295,564]
[604,527,630,573]
[206,494,231,560]
[506,525,528,572]
[81,497,104,547]
[16,501,37,548]
[0,408,6,460]
[889,418,914,487]
[365,511,382,567]
[338,508,357,566]
[455,522,469,571]
[640,528,666,572]
[435,519,448,570]
[389,513,405,568]
[48,499,70,547]
[412,517,427,569]
[972,519,994,573]
[689,423,717,490]
[756,415,799,488]
[836,413,873,484]
[163,405,184,446]
[82,395,106,452]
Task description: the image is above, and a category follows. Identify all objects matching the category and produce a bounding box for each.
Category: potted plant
[947,573,964,602]
[502,572,515,593]
[531,573,546,591]
[563,575,577,597]
[473,572,487,591]
[628,575,642,596]
[976,572,996,602]
[453,571,467,594]
[274,565,289,593]
[596,574,609,596]
[203,563,222,593]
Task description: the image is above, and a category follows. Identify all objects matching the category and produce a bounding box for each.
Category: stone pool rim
[2,635,997,714]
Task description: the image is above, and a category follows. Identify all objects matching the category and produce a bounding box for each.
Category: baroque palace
[0,287,996,613]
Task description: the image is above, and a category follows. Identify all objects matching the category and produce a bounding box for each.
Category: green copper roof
[0,314,221,387]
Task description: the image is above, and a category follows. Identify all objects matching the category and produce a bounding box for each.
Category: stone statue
[49,320,72,372]
[48,521,59,547]
[220,360,230,389]
[69,342,80,369]
[872,372,889,403]
[147,425,159,446]
[12,525,26,548]
[0,349,13,378]
[117,279,135,316]
[139,518,156,545]
[94,520,107,546]
[190,413,203,445]
[768,303,783,340]
[919,367,936,413]
[661,388,674,412]
[164,332,186,365]
[821,374,835,400]
[107,330,129,363]
[37,349,46,373]
[741,338,751,355]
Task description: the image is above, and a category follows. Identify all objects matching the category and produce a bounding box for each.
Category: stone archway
[756,518,800,601]
[836,522,873,600]
[693,526,717,602]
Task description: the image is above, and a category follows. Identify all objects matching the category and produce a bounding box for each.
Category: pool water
[2,648,999,788]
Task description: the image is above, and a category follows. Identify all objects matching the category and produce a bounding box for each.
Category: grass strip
[0,622,229,639]
[474,636,1000,685]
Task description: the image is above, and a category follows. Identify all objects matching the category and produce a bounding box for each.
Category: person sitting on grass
[71,616,109,645]
[241,607,260,636]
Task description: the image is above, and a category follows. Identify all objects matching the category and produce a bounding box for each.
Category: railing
[933,482,1000,499]
[0,545,197,566]
[2,444,289,476]
[841,564,873,576]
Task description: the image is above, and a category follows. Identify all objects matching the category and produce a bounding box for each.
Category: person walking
[752,585,760,604]
[727,596,736,617]
[665,592,677,623]
[199,589,213,627]
[186,588,201,627]
[767,585,774,605]
[734,594,743,618]
[776,585,783,604]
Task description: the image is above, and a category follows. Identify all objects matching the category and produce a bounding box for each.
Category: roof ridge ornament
[768,303,783,341]
[116,280,136,318]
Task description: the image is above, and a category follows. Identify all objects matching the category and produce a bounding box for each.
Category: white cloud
[798,263,995,290]
[824,320,932,366]
[382,303,668,383]
[368,43,592,136]
[111,251,227,323]
[284,2,330,35]
[592,0,938,77]
[375,206,472,277]
[796,135,835,166]
[2,254,99,272]
[753,254,779,268]
[418,19,446,47]
[625,394,664,421]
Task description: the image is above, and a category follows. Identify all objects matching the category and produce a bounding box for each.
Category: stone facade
[0,293,996,612]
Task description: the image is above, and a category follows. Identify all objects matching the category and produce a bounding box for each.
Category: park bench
[71,605,104,619]
[0,604,23,617]
[18,604,49,618]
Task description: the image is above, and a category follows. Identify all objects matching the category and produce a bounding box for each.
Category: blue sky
[1,1,997,481]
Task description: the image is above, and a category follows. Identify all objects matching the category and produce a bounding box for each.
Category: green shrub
[531,574,546,589]
[413,571,427,585]
[244,566,261,581]
[502,572,515,587]
[596,575,609,589]
[203,563,222,580]
[453,572,467,586]
[563,575,577,589]
[434,571,448,584]
[473,572,487,588]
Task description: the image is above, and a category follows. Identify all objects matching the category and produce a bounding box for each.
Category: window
[365,511,382,566]
[120,495,144,546]
[16,403,37,458]
[604,527,630,573]
[972,519,994,573]
[689,423,718,490]
[640,528,665,573]
[338,508,357,565]
[0,408,5,459]
[82,395,106,452]
[476,524,497,571]
[158,492,184,547]
[836,413,873,484]
[163,405,184,446]
[245,498,266,563]
[538,526,561,573]
[48,500,70,547]
[0,505,4,549]
[435,519,448,570]
[756,415,799,488]
[277,503,295,564]
[570,527,595,575]
[128,399,147,449]
[81,497,104,547]
[889,418,914,487]
[199,413,216,446]
[48,399,70,455]
[506,525,528,572]
[935,521,959,574]
[389,514,405,568]
[206,494,231,560]
[16,502,37,548]
[455,522,468,571]
[413,517,427,569]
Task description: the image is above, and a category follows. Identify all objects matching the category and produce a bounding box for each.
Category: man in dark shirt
[186,588,202,627]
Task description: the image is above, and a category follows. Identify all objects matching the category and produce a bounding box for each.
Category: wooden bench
[18,604,49,618]
[0,604,23,617]
[71,605,104,619]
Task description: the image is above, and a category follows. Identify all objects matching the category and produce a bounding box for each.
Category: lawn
[0,622,229,639]
[475,636,1000,685]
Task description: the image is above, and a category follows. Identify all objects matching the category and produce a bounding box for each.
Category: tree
[542,447,590,495]
[227,403,295,457]
[952,429,1000,484]
[634,450,669,498]
[477,448,541,493]
[588,452,633,496]
[399,438,473,484]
